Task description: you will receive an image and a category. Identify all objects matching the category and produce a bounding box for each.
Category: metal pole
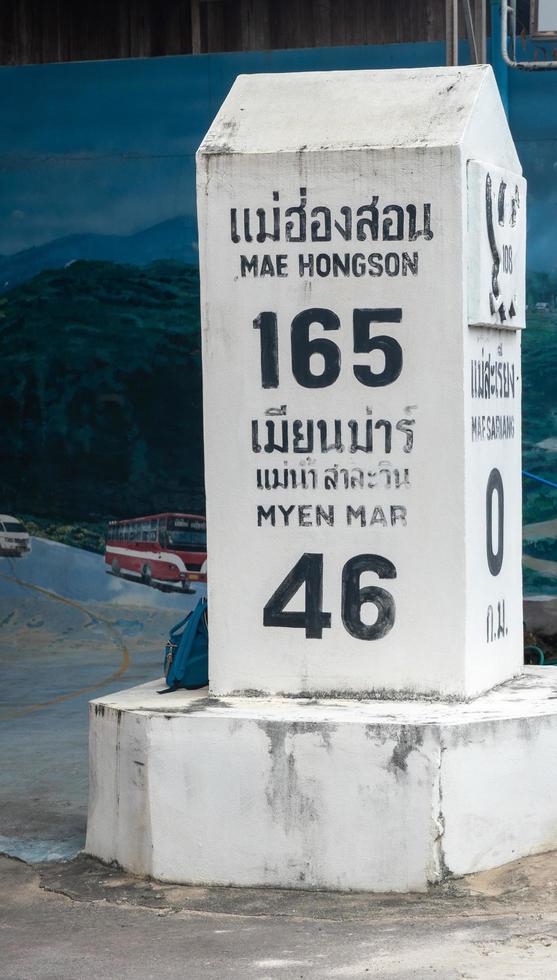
[474,0,487,62]
[191,0,202,55]
[446,0,459,66]
[500,0,557,70]
[463,0,479,62]
[490,1,509,112]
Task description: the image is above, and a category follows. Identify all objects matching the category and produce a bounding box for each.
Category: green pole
[490,0,510,115]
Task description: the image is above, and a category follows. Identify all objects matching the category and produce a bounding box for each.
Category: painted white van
[0,515,31,557]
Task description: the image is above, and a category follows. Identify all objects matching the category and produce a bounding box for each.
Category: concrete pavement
[2,849,557,978]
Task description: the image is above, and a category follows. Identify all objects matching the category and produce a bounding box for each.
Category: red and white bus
[105,513,207,592]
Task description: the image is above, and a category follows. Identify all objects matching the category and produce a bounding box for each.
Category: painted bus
[105,513,207,592]
[0,515,31,557]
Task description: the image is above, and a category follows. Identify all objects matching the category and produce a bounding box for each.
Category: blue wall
[1,40,555,266]
[0,41,556,589]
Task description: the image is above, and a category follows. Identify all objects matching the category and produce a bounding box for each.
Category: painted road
[523,554,557,579]
[523,517,557,581]
[523,518,557,541]
[0,537,204,862]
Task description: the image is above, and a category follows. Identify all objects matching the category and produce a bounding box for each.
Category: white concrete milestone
[197,65,526,701]
[87,67,550,894]
[86,670,557,892]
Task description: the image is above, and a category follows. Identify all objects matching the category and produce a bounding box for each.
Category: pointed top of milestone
[198,65,518,170]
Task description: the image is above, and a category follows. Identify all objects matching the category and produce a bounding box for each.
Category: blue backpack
[159,598,208,692]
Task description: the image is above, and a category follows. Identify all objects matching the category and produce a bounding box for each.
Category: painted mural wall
[510,61,557,607]
[0,42,555,656]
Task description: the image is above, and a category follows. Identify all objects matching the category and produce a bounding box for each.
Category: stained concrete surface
[2,851,557,979]
[3,539,557,975]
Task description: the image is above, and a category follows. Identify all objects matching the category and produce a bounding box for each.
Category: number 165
[254,307,403,390]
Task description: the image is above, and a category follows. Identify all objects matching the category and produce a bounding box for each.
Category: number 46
[263,553,397,640]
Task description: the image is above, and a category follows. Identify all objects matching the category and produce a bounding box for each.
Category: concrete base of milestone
[86,668,557,893]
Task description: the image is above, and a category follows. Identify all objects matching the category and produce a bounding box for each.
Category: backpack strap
[169,612,193,643]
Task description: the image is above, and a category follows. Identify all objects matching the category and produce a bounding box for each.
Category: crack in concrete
[433,740,451,884]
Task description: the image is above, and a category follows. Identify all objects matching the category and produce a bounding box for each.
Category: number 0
[486,468,504,576]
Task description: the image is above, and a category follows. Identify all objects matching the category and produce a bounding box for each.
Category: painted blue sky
[0,42,555,270]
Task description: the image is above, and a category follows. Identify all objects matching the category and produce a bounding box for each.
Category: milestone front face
[197,68,524,699]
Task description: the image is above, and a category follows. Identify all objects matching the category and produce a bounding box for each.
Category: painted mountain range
[0,215,198,292]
